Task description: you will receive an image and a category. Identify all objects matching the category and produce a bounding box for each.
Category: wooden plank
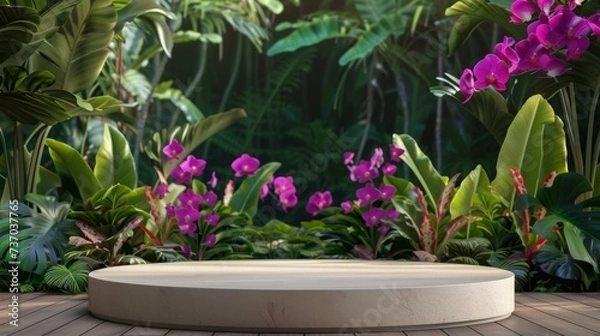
[10,301,88,336]
[522,293,600,320]
[81,321,133,336]
[496,313,560,336]
[441,326,482,336]
[356,332,406,336]
[166,330,214,336]
[0,294,70,318]
[0,292,45,312]
[0,292,12,300]
[46,313,105,336]
[516,294,600,332]
[552,293,600,308]
[513,303,598,336]
[0,295,84,335]
[404,330,447,336]
[469,323,519,336]
[123,326,170,336]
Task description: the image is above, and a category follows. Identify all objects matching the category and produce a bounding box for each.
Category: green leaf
[445,0,526,54]
[450,165,490,219]
[0,194,74,275]
[491,95,567,204]
[115,0,175,32]
[267,16,342,56]
[0,5,39,65]
[159,109,247,176]
[339,13,407,66]
[447,14,483,55]
[68,95,132,117]
[46,138,101,200]
[94,124,136,189]
[153,83,204,121]
[257,0,283,14]
[392,133,445,209]
[564,223,599,273]
[31,0,117,92]
[533,173,600,241]
[43,259,90,293]
[136,13,173,57]
[594,165,599,198]
[0,91,72,125]
[229,162,281,218]
[382,175,414,197]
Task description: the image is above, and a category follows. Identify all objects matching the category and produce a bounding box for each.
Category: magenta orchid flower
[356,184,380,206]
[204,191,218,206]
[510,0,538,23]
[180,155,207,176]
[343,152,355,165]
[515,34,548,72]
[170,166,192,185]
[205,233,216,248]
[386,208,400,220]
[382,163,397,176]
[362,207,386,227]
[180,245,192,258]
[306,191,332,216]
[280,190,298,212]
[208,171,218,188]
[473,54,510,91]
[155,183,169,199]
[537,0,554,15]
[389,144,404,162]
[162,138,184,161]
[231,154,260,177]
[273,176,295,195]
[370,148,384,169]
[166,203,176,217]
[493,37,520,72]
[178,189,203,209]
[539,54,567,77]
[459,68,476,103]
[175,206,200,236]
[341,201,353,214]
[378,183,396,203]
[260,184,269,200]
[206,213,220,226]
[352,160,379,183]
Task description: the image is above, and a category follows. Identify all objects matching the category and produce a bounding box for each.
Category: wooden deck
[0,292,599,336]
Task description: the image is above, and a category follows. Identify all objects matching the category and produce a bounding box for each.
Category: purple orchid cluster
[156,139,301,255]
[459,0,600,102]
[305,144,405,232]
[158,139,220,250]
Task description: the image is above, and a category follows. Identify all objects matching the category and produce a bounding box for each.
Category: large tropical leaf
[153,81,204,121]
[0,194,74,275]
[450,164,490,219]
[115,0,174,32]
[339,12,408,66]
[491,95,567,204]
[267,16,343,56]
[135,13,173,57]
[431,75,514,144]
[392,134,446,209]
[445,0,526,54]
[0,5,39,65]
[46,138,102,200]
[31,0,117,92]
[94,124,136,189]
[149,109,247,176]
[353,0,396,22]
[533,173,600,241]
[229,162,281,218]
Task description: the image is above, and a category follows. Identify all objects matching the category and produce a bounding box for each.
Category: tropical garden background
[0,0,599,294]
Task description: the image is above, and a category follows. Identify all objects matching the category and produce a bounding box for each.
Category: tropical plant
[0,0,174,204]
[0,193,75,290]
[43,257,93,294]
[436,0,600,192]
[246,220,326,259]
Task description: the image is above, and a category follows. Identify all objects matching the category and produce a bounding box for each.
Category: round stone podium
[88,260,514,332]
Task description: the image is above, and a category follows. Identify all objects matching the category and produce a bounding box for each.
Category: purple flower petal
[231,154,260,177]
